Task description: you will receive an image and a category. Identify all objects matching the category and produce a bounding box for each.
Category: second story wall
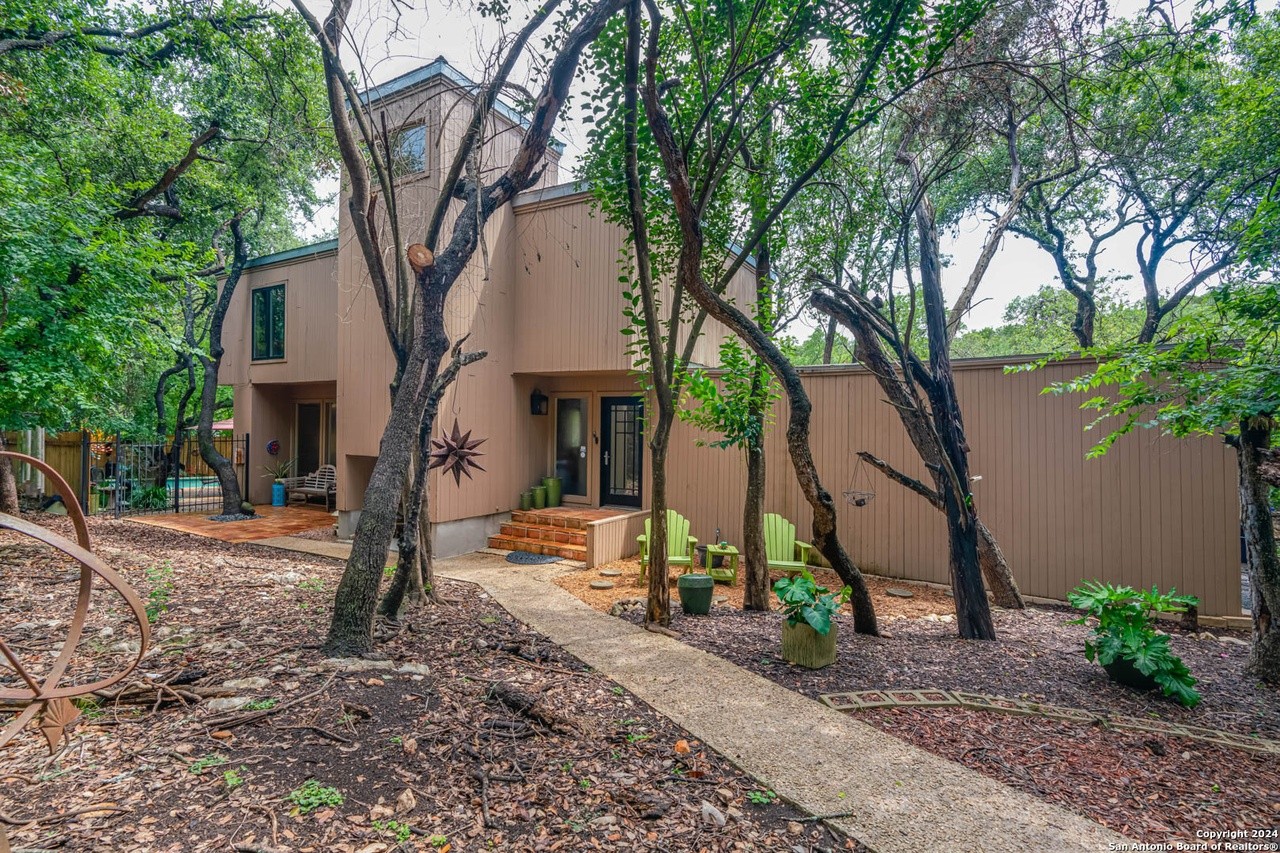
[221,242,340,387]
[512,187,757,374]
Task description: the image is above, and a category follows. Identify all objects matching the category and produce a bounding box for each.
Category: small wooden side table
[703,543,739,585]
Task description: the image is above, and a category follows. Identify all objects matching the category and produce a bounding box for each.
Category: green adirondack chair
[763,513,812,575]
[636,509,698,582]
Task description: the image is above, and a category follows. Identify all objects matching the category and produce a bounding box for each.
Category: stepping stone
[886,587,915,598]
[712,595,728,604]
[590,580,615,590]
[599,568,623,577]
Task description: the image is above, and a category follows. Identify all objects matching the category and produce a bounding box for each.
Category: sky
[293,0,1216,335]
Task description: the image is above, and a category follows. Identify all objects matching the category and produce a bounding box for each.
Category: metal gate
[90,434,249,517]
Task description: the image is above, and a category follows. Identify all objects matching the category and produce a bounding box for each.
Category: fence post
[244,433,250,510]
[113,434,121,518]
[78,431,90,512]
[173,440,181,514]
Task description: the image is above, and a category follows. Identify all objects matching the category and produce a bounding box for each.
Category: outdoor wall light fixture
[530,389,548,416]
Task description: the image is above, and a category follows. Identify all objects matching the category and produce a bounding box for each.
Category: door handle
[603,451,610,465]
[579,446,586,458]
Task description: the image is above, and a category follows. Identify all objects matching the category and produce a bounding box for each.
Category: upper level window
[252,283,285,360]
[391,124,426,177]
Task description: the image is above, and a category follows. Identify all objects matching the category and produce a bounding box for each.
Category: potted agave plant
[262,458,296,507]
[773,569,850,669]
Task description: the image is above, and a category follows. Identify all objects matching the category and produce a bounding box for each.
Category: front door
[601,397,642,507]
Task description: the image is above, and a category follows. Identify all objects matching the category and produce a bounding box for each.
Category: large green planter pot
[1103,656,1160,692]
[781,621,838,669]
[677,573,714,615]
[542,476,562,508]
[532,486,547,509]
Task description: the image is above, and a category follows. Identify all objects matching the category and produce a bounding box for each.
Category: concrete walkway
[264,540,1126,853]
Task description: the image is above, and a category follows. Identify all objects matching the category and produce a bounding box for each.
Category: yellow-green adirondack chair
[763,513,812,576]
[636,509,698,582]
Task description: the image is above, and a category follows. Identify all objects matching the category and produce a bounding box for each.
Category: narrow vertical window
[251,283,286,360]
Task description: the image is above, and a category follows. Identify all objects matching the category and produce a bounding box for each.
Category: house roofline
[697,352,1102,377]
[359,56,565,154]
[513,180,591,208]
[244,238,338,270]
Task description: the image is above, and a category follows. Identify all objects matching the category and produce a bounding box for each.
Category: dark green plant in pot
[773,570,851,636]
[1067,581,1201,708]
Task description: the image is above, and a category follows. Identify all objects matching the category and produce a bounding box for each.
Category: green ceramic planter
[543,476,562,507]
[519,491,533,511]
[532,485,547,509]
[677,573,714,615]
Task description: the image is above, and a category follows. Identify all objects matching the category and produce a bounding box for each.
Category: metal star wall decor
[428,419,487,485]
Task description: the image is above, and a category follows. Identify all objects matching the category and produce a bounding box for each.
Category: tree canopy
[0,0,333,434]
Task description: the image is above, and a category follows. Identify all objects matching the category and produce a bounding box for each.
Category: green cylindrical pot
[532,485,547,509]
[677,573,715,615]
[542,476,562,507]
[519,491,533,511]
[781,621,838,669]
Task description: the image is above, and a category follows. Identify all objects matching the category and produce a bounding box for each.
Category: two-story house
[221,57,754,558]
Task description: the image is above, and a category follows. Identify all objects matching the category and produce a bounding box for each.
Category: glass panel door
[554,397,588,497]
[296,403,321,475]
[601,397,642,507]
[324,402,337,466]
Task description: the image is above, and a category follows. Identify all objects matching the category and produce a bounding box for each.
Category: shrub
[130,483,170,510]
[1067,581,1201,708]
[772,570,851,636]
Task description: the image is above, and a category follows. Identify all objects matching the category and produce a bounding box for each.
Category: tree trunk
[379,443,429,620]
[976,520,1022,610]
[196,219,248,517]
[821,316,838,365]
[326,335,442,655]
[0,434,19,514]
[1238,419,1280,683]
[741,425,769,611]
[914,189,995,640]
[196,363,242,516]
[813,288,1025,612]
[646,413,672,626]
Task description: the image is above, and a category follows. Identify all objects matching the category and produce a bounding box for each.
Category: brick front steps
[487,508,636,562]
[487,510,590,560]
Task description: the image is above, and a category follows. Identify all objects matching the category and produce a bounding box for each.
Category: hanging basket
[843,456,877,508]
[843,489,876,508]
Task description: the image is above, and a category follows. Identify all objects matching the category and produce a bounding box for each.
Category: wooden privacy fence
[666,356,1242,617]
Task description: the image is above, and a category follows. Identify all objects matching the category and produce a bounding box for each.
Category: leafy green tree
[952,285,1147,358]
[1011,12,1277,346]
[0,0,332,513]
[1040,282,1280,681]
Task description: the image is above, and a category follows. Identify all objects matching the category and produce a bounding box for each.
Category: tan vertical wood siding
[666,359,1242,616]
[221,248,339,388]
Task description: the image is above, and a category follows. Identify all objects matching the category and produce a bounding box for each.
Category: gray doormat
[506,551,560,565]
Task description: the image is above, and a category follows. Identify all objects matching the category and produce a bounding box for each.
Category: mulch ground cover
[1,515,860,852]
[555,558,954,620]
[620,600,1280,845]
